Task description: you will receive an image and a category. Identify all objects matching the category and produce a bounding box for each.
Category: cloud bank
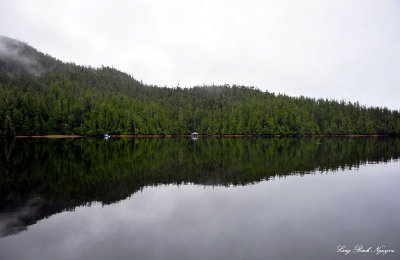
[0,36,44,75]
[0,0,399,108]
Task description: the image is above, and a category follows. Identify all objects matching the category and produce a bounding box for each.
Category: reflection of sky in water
[1,162,400,260]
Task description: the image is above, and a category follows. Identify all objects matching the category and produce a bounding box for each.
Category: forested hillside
[1,36,399,136]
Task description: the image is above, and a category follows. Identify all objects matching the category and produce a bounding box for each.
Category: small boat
[191,132,198,140]
[104,134,110,139]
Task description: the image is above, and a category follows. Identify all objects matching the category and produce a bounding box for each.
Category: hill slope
[0,36,399,136]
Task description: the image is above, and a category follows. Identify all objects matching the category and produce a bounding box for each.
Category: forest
[1,36,400,136]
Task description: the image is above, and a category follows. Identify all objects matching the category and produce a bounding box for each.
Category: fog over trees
[1,36,399,136]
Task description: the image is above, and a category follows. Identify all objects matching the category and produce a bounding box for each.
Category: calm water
[0,137,399,260]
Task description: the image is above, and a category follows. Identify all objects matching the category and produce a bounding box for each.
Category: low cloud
[0,0,399,108]
[0,36,44,75]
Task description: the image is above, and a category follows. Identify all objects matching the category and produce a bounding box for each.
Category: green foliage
[1,36,400,136]
[1,73,400,136]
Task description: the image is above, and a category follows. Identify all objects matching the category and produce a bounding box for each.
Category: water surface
[0,137,399,259]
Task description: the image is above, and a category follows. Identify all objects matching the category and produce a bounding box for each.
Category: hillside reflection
[1,137,400,236]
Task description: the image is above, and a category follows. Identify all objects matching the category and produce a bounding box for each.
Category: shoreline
[8,134,397,139]
[15,135,84,139]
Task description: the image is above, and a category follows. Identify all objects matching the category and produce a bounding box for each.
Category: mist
[1,0,400,108]
[0,36,44,75]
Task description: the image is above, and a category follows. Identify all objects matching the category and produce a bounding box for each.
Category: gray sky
[0,0,399,109]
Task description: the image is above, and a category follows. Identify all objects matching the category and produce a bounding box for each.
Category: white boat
[191,132,198,140]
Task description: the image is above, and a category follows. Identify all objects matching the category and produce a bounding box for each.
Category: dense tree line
[1,36,400,136]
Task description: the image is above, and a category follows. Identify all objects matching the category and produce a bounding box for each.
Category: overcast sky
[0,0,399,109]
